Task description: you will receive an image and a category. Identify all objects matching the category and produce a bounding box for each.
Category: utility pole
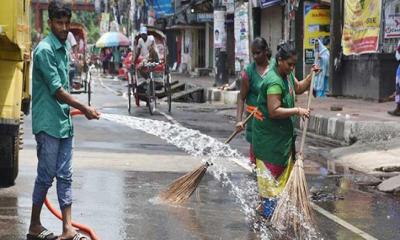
[248,0,253,45]
[329,0,343,96]
[104,0,108,13]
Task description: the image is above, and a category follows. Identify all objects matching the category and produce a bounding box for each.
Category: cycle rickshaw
[69,23,92,106]
[127,28,172,115]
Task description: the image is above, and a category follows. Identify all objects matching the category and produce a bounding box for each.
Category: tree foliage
[31,9,101,44]
[71,11,101,44]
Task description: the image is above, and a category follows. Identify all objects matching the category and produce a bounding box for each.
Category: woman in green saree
[253,42,319,219]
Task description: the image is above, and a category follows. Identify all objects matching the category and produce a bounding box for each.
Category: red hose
[70,108,83,116]
[44,108,100,240]
[44,199,100,240]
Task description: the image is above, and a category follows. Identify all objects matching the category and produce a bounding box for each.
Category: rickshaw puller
[134,25,160,81]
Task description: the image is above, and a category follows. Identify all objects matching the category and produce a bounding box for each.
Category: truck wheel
[0,124,19,187]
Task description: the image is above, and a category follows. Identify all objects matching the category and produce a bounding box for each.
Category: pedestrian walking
[112,46,121,75]
[252,42,319,219]
[388,40,400,116]
[27,1,99,240]
[236,37,271,166]
[313,39,330,97]
[101,48,112,75]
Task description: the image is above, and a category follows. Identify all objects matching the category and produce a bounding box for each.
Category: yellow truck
[0,0,31,186]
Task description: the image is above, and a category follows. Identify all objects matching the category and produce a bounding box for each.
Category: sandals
[26,229,58,240]
[388,110,400,116]
[60,233,88,240]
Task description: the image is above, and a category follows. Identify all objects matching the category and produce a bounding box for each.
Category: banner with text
[342,0,381,55]
[100,13,110,35]
[303,2,330,64]
[214,10,226,50]
[234,3,250,71]
[384,1,400,39]
[259,0,282,9]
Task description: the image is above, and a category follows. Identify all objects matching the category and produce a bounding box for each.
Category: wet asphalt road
[1,74,400,240]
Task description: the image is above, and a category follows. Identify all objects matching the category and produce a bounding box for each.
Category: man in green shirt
[28,1,99,240]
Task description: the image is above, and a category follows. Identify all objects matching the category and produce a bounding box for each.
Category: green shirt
[32,32,73,138]
[242,62,266,142]
[252,67,297,166]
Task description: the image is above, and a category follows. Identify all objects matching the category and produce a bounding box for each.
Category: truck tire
[0,124,19,187]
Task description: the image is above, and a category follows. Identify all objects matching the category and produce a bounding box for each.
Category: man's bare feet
[388,109,400,116]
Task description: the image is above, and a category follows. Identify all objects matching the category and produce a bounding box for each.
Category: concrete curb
[298,115,357,144]
[204,88,239,105]
[298,114,400,144]
[203,87,400,144]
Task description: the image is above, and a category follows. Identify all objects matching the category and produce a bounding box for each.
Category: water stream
[102,113,320,240]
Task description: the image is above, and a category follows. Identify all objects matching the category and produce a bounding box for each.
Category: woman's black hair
[252,37,272,59]
[48,0,72,20]
[276,42,297,61]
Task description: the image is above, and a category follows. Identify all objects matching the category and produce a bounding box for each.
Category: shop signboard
[303,2,330,64]
[153,0,174,17]
[197,13,213,22]
[342,0,381,55]
[259,0,282,9]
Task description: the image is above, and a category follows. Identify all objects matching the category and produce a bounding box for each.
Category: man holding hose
[28,1,99,240]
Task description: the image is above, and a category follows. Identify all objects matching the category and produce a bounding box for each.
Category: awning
[166,25,205,30]
[320,0,331,4]
[259,0,282,9]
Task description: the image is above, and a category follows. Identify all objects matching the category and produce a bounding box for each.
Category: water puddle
[102,113,321,239]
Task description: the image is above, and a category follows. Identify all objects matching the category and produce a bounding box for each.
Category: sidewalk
[175,73,400,190]
[171,73,240,104]
[174,72,400,143]
[295,95,400,192]
[296,94,400,144]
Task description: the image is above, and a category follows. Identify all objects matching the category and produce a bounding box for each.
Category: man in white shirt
[135,25,159,79]
[67,32,79,88]
[67,32,77,49]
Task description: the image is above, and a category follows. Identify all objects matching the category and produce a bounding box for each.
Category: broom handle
[224,109,257,144]
[298,71,315,155]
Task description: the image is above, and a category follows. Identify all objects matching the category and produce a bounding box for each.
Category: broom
[270,72,316,238]
[159,108,257,204]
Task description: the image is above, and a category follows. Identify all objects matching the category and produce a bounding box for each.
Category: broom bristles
[271,156,315,238]
[159,163,209,204]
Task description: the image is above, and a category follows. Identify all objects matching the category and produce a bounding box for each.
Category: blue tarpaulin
[259,0,282,9]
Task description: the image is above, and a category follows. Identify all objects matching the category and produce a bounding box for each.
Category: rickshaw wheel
[147,79,156,115]
[127,83,132,113]
[135,94,140,107]
[165,73,172,113]
[87,72,91,106]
